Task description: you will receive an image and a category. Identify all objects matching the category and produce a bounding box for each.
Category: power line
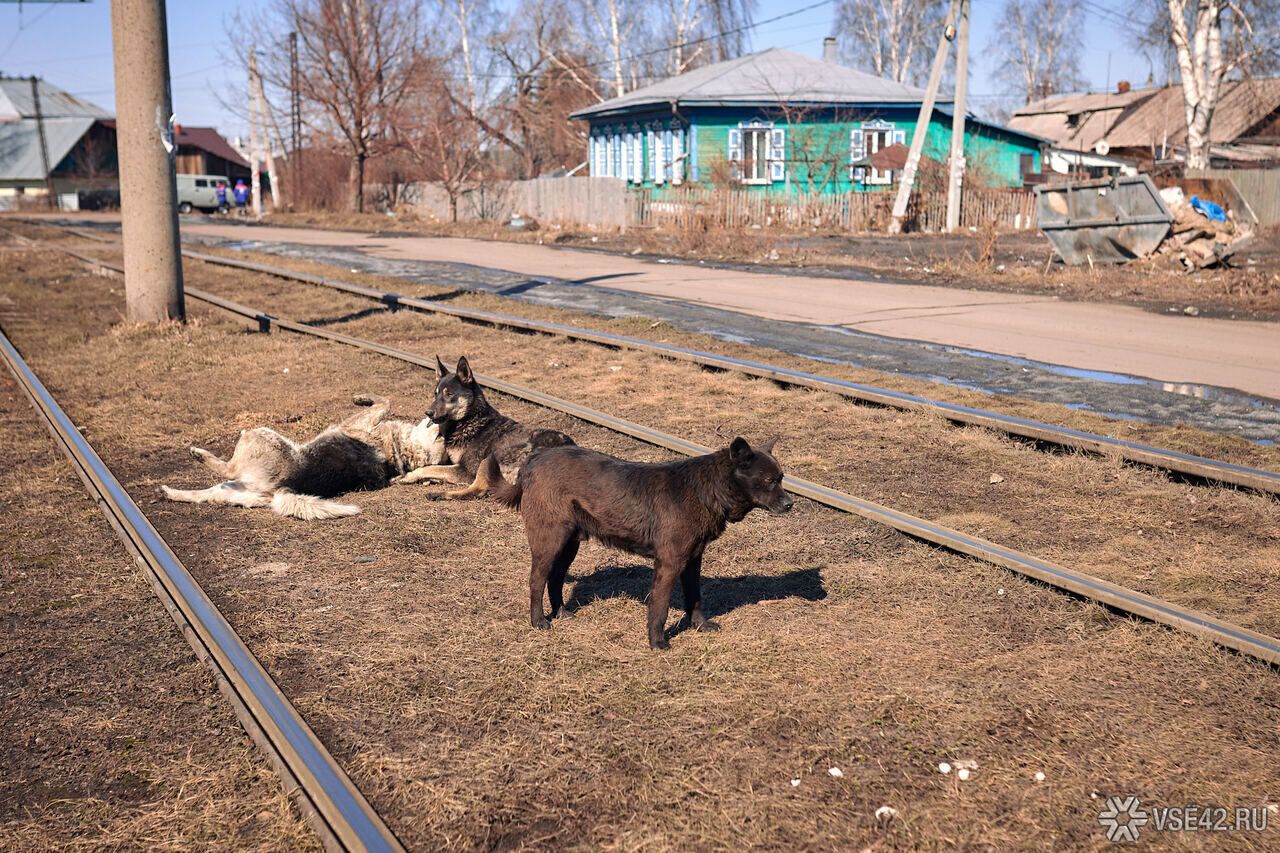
[0,3,59,64]
[478,0,835,78]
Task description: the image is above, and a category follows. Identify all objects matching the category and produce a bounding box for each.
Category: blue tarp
[1190,194,1227,222]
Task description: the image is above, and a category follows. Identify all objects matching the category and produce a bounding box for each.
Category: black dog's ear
[759,435,779,456]
[435,355,449,377]
[729,437,753,466]
[455,355,473,383]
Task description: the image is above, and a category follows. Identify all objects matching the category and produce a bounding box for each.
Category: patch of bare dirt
[3,227,1280,851]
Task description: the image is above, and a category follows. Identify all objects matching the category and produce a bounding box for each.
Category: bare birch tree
[396,65,486,221]
[660,0,756,76]
[572,0,644,97]
[832,0,947,86]
[471,0,598,177]
[705,0,755,61]
[235,0,425,212]
[989,0,1085,105]
[439,0,497,115]
[1146,0,1280,169]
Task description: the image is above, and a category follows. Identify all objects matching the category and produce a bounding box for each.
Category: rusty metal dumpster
[1034,176,1174,264]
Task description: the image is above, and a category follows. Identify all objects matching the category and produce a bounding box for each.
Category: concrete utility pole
[254,66,288,211]
[889,0,962,235]
[110,0,185,323]
[945,0,970,233]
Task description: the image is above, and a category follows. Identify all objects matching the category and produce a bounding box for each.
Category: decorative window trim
[631,125,644,183]
[857,120,899,186]
[690,115,699,182]
[734,120,775,185]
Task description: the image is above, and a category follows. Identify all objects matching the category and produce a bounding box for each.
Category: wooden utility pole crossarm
[109,0,185,323]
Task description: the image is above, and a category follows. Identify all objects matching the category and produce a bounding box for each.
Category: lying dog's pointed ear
[456,355,473,383]
[435,355,449,377]
[729,437,753,465]
[760,435,779,456]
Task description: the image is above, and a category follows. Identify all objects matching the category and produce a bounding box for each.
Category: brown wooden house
[173,125,250,179]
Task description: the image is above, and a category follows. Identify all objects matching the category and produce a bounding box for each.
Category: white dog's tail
[270,489,362,520]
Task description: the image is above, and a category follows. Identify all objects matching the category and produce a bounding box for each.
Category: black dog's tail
[481,454,522,509]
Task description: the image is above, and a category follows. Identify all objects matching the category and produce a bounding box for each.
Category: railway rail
[15,219,1280,495]
[15,229,1274,668]
[175,287,1280,668]
[0,328,406,852]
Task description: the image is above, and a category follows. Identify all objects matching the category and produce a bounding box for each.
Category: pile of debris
[1152,186,1254,270]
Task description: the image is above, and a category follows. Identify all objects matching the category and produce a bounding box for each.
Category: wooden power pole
[29,77,56,209]
[889,0,963,235]
[109,0,185,323]
[250,51,287,211]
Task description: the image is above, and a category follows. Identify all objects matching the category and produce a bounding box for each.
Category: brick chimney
[1117,80,1130,94]
[823,37,837,63]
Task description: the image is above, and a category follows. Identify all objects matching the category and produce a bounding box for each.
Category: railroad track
[20,218,1280,496]
[10,227,1276,668]
[0,329,406,850]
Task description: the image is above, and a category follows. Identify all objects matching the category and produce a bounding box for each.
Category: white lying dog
[160,394,444,520]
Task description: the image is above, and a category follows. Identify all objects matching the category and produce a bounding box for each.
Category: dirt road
[174,220,1280,401]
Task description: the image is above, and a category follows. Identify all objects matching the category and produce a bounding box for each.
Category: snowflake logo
[1097,795,1149,842]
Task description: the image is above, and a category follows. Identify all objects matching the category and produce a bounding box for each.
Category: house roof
[0,116,98,181]
[1008,79,1280,152]
[174,125,250,169]
[0,77,112,121]
[571,48,950,119]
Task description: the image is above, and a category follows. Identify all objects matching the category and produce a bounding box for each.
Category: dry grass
[0,272,318,850]
[3,229,1280,851]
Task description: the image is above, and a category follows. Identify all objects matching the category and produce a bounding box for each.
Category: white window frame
[739,122,771,185]
[675,125,686,184]
[861,119,895,185]
[648,126,659,184]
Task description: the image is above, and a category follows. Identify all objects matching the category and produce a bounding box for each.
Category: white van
[175,174,231,214]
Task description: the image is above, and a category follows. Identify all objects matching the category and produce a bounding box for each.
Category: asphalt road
[23,213,1280,441]
[180,221,1280,402]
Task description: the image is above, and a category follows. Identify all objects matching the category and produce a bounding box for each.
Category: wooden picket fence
[377,178,1038,232]
[1190,167,1280,227]
[632,185,1038,232]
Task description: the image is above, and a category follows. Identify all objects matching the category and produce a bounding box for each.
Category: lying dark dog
[395,355,575,497]
[483,437,793,649]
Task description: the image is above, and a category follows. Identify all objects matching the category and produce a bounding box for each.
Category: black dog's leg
[647,555,682,650]
[547,537,579,619]
[680,553,718,633]
[529,525,573,631]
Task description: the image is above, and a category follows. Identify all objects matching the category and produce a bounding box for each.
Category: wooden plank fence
[377,179,1038,232]
[1191,168,1280,227]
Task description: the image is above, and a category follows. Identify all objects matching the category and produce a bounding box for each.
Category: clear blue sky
[0,0,1157,139]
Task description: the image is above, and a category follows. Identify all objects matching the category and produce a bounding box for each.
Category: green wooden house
[570,47,1045,193]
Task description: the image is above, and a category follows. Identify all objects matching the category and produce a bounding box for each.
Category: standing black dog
[482,438,793,649]
[394,355,575,497]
